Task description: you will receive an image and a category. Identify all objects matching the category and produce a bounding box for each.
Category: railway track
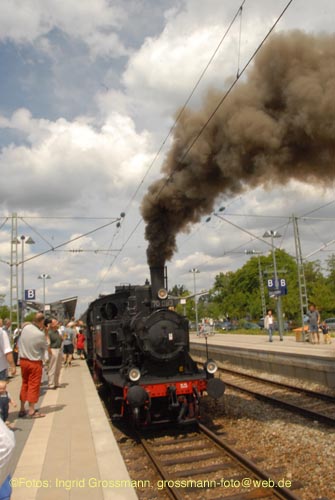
[139,424,302,500]
[220,368,335,426]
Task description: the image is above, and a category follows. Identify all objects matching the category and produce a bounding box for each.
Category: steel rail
[220,370,335,426]
[139,426,303,500]
[220,367,335,402]
[199,424,302,500]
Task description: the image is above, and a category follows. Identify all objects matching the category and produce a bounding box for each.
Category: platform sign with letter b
[25,289,36,300]
[267,278,287,296]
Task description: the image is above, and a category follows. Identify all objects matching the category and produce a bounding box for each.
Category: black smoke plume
[141,31,335,267]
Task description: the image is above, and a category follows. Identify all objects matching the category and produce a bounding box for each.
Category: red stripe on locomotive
[123,379,207,399]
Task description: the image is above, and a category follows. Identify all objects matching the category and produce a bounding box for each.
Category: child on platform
[76,329,86,359]
[0,381,17,426]
[320,322,331,344]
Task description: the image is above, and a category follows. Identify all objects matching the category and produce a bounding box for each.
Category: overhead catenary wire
[203,200,335,267]
[180,203,335,277]
[1,216,119,220]
[94,216,125,284]
[193,197,335,272]
[21,217,55,250]
[236,1,244,77]
[0,215,123,268]
[20,219,121,265]
[213,214,274,249]
[277,219,291,249]
[99,3,248,283]
[184,213,286,275]
[155,0,295,198]
[95,218,144,291]
[104,1,294,277]
[53,249,122,253]
[122,0,247,217]
[301,199,335,218]
[305,239,335,259]
[0,218,9,231]
[178,198,240,251]
[0,218,10,266]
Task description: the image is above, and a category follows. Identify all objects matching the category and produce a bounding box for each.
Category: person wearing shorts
[63,322,76,367]
[76,329,86,359]
[18,313,49,418]
[0,418,15,500]
[308,304,320,344]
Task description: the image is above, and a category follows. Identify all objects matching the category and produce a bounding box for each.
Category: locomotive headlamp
[205,359,218,374]
[128,367,141,382]
[157,288,168,300]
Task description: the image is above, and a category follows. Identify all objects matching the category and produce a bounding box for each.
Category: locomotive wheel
[127,406,141,429]
[126,405,150,429]
[108,387,124,420]
[93,362,103,385]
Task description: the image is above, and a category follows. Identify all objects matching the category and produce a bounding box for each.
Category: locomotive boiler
[86,266,224,426]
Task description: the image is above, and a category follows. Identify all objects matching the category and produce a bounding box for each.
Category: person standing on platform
[0,325,16,381]
[0,381,16,426]
[18,312,49,418]
[47,318,63,388]
[0,418,15,500]
[264,309,275,342]
[320,321,331,344]
[308,304,320,344]
[76,327,86,360]
[1,320,11,345]
[63,321,76,367]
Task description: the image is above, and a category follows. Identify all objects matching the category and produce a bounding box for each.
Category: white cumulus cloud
[0,0,127,58]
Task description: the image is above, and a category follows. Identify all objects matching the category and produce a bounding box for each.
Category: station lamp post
[189,268,200,335]
[18,235,35,326]
[38,273,51,314]
[263,230,284,339]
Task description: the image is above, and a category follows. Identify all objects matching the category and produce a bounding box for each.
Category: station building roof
[26,296,77,321]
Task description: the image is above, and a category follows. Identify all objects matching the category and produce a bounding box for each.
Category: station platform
[6,360,138,500]
[190,333,335,389]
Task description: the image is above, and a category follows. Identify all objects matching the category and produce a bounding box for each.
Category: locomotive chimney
[150,266,166,299]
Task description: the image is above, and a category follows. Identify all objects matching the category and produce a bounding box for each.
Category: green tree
[169,284,189,297]
[0,305,10,320]
[302,260,329,313]
[24,311,36,323]
[325,254,335,299]
[168,285,194,318]
[170,250,334,323]
[304,255,335,316]
[212,249,319,321]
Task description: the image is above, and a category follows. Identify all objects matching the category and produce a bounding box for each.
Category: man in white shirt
[0,326,16,381]
[0,417,15,499]
[18,313,49,418]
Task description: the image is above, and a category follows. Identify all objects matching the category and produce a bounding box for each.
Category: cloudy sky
[0,0,334,315]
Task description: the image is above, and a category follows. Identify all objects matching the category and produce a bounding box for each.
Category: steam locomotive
[86,266,225,426]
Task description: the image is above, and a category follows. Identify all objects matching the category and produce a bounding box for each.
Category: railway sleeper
[161,450,221,465]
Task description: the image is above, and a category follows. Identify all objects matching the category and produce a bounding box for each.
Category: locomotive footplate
[128,376,225,400]
[129,378,207,399]
[102,371,209,395]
